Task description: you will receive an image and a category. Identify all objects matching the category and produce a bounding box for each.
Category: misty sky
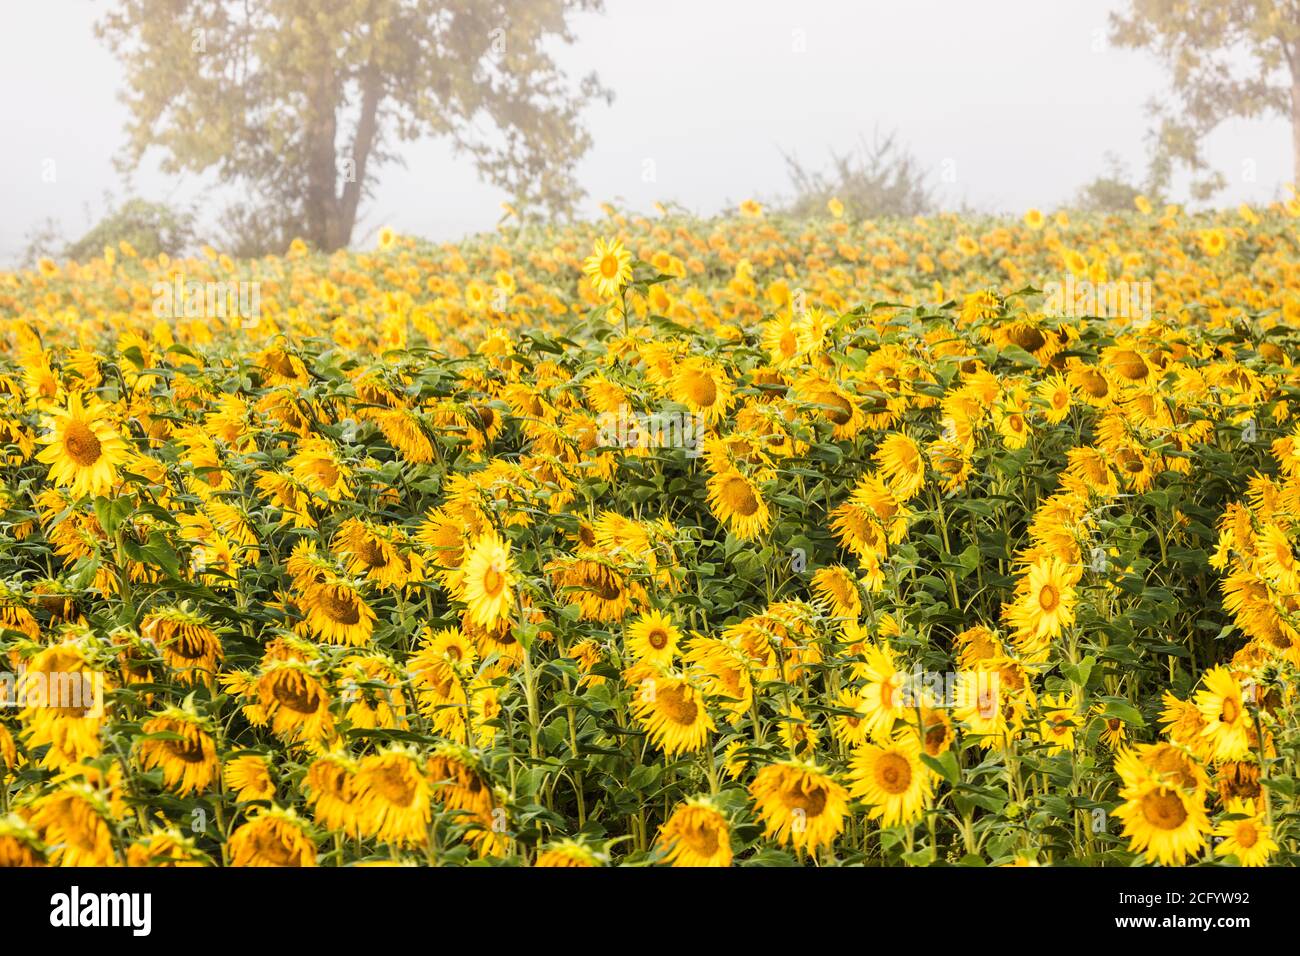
[1,0,1294,265]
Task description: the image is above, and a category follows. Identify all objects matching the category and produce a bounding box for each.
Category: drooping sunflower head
[228,806,317,867]
[656,796,732,867]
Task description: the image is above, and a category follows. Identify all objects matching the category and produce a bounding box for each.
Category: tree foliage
[1109,0,1300,198]
[97,0,610,253]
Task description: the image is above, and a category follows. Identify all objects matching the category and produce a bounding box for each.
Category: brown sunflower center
[370,763,417,806]
[780,783,828,817]
[273,675,320,714]
[62,421,103,466]
[321,589,362,625]
[721,476,759,517]
[1140,788,1188,831]
[1038,584,1060,612]
[164,734,208,763]
[874,752,913,795]
[656,683,699,726]
[482,565,505,598]
[647,628,669,650]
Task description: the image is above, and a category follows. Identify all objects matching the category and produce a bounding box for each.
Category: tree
[1073,152,1153,213]
[780,131,934,220]
[97,0,610,253]
[1109,1,1300,199]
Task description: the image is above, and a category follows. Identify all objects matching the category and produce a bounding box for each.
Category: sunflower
[224,754,275,803]
[777,704,820,758]
[582,236,633,299]
[848,733,934,827]
[289,437,352,501]
[0,814,44,867]
[630,670,714,756]
[1037,372,1072,424]
[671,357,734,424]
[1115,742,1207,794]
[874,433,925,500]
[126,828,207,867]
[1114,778,1209,866]
[625,610,681,666]
[856,642,907,741]
[1035,693,1080,755]
[36,393,130,499]
[25,786,116,866]
[304,750,360,835]
[535,839,605,867]
[353,747,432,848]
[1194,666,1252,761]
[228,807,317,867]
[656,796,732,867]
[548,556,643,622]
[1213,799,1276,866]
[334,518,420,590]
[795,374,866,440]
[456,530,515,629]
[255,663,335,747]
[144,606,223,686]
[749,759,848,856]
[761,313,805,368]
[706,467,771,540]
[811,565,861,618]
[1003,556,1078,659]
[301,578,376,647]
[136,709,219,795]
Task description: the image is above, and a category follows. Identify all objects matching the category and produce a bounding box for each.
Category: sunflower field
[2,198,1300,868]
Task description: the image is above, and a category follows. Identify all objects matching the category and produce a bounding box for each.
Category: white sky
[0,0,1294,264]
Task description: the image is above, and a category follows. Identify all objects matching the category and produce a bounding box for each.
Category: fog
[0,0,1292,264]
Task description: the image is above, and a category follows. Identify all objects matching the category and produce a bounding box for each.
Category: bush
[780,131,934,220]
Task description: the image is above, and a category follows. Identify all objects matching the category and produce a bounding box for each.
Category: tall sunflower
[625,610,682,666]
[36,393,130,498]
[630,670,714,756]
[353,747,432,848]
[1213,798,1277,867]
[706,467,771,540]
[848,733,934,827]
[136,708,219,796]
[1194,666,1252,761]
[749,760,848,856]
[1113,778,1209,866]
[457,530,515,629]
[582,237,633,299]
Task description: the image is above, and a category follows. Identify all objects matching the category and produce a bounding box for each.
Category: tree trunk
[338,65,384,249]
[1293,76,1300,190]
[304,59,342,251]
